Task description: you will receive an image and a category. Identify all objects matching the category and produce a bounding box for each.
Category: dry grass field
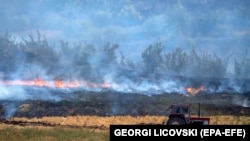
[0,115,250,141]
[6,115,250,128]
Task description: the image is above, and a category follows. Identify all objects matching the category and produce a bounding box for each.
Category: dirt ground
[1,115,249,130]
[8,115,166,128]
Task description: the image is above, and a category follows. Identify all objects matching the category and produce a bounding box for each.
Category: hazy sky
[1,0,250,59]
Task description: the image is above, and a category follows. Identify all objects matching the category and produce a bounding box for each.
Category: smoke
[2,102,18,118]
[232,96,250,108]
[103,74,187,95]
[1,0,249,54]
[0,0,250,118]
[0,86,28,101]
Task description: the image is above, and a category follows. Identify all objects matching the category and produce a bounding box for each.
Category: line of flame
[0,78,110,89]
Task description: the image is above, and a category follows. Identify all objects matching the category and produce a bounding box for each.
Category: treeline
[0,31,249,81]
[141,43,228,78]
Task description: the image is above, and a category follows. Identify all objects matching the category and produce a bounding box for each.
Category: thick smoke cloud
[1,0,249,58]
[0,0,250,118]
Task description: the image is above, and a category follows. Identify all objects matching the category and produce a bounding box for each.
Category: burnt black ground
[1,90,249,119]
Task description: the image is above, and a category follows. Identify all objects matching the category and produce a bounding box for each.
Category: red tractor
[163,103,210,125]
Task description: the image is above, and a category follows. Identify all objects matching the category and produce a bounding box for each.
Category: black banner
[110,125,250,141]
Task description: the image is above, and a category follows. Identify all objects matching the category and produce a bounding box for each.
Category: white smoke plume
[0,0,250,118]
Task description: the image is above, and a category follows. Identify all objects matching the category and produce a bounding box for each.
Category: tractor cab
[163,103,210,125]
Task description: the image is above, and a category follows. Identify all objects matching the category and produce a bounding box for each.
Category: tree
[164,47,188,75]
[141,42,164,74]
[234,48,250,78]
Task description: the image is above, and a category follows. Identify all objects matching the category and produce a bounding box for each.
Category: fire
[186,85,204,96]
[34,78,47,87]
[0,78,110,89]
[101,82,110,89]
[54,80,63,88]
[54,80,81,88]
[0,78,205,94]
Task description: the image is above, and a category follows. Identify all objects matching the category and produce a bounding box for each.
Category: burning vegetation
[0,32,250,120]
[0,78,110,89]
[186,85,204,96]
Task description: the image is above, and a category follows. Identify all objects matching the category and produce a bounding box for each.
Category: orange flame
[101,82,110,89]
[34,78,47,87]
[186,85,204,96]
[54,80,63,88]
[0,78,110,89]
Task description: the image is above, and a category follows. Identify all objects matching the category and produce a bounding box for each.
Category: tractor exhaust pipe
[198,103,201,117]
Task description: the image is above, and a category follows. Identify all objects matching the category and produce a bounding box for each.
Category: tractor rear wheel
[167,117,185,125]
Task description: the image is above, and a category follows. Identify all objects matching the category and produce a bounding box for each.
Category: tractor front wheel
[166,117,185,125]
